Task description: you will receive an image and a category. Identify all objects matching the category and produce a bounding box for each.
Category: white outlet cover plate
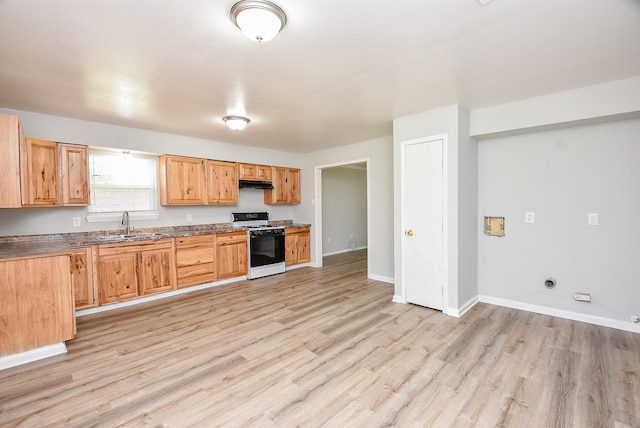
[588,213,598,225]
[525,212,535,224]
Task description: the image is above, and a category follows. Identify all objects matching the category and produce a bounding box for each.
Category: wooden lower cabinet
[175,235,216,288]
[285,226,311,266]
[70,247,98,310]
[97,239,176,304]
[0,255,76,356]
[99,252,139,303]
[216,231,248,280]
[139,246,175,295]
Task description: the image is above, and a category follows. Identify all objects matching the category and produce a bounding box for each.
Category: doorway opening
[313,158,370,277]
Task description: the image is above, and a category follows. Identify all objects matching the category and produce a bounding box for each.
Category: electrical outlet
[588,213,598,226]
[186,214,192,222]
[573,292,591,302]
[525,212,535,224]
[327,237,332,243]
[72,217,81,227]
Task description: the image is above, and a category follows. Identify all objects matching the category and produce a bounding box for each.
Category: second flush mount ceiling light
[230,0,287,42]
[223,116,250,131]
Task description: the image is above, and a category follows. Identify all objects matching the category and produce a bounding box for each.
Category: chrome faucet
[122,210,130,235]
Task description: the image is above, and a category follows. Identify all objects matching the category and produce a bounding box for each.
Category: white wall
[478,117,640,326]
[298,137,394,283]
[471,76,640,138]
[322,166,367,255]
[0,108,302,236]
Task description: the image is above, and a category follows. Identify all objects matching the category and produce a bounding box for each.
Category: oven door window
[250,233,285,267]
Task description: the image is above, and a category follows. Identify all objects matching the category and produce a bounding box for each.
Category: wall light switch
[186,214,193,222]
[588,213,598,226]
[72,217,81,227]
[525,212,535,224]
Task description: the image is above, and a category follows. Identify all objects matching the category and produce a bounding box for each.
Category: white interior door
[402,138,444,310]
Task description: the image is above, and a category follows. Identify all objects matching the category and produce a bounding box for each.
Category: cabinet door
[216,233,248,279]
[60,144,89,206]
[238,163,272,181]
[99,252,139,303]
[176,235,215,288]
[286,168,301,204]
[256,164,272,181]
[296,231,310,263]
[0,255,75,356]
[238,163,258,180]
[21,137,60,206]
[159,155,206,205]
[267,167,288,204]
[71,247,97,309]
[265,167,300,205]
[0,114,23,208]
[285,234,297,266]
[207,160,238,205]
[139,247,175,295]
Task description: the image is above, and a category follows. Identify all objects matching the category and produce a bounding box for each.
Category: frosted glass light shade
[223,116,250,131]
[230,1,287,42]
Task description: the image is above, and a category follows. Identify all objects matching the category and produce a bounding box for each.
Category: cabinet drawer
[176,234,214,248]
[286,226,310,235]
[216,231,248,245]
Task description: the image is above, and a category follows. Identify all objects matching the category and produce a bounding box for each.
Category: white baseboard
[322,246,368,257]
[0,343,67,371]
[392,294,404,303]
[479,295,640,333]
[448,295,480,318]
[369,273,394,284]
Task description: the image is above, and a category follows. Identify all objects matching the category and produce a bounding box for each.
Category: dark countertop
[0,221,311,260]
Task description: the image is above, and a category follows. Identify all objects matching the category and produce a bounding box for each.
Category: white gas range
[232,212,286,279]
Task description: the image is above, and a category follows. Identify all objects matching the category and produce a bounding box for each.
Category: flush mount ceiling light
[230,0,287,42]
[223,115,250,131]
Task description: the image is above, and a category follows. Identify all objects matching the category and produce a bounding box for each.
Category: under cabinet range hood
[238,179,273,189]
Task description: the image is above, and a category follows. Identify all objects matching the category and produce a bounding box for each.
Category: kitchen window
[87,149,159,222]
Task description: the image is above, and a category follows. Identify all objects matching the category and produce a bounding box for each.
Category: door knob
[405,229,413,236]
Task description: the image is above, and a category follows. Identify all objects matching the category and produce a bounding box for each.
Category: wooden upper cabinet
[0,114,23,208]
[159,155,207,205]
[60,144,89,206]
[238,163,272,181]
[206,160,239,205]
[21,137,61,206]
[265,166,300,205]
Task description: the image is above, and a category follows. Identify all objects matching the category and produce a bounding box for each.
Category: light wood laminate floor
[1,249,639,427]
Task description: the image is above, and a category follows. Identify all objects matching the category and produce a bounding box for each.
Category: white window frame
[86,148,159,223]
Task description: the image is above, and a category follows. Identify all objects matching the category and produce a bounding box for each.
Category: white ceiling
[1,0,639,153]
